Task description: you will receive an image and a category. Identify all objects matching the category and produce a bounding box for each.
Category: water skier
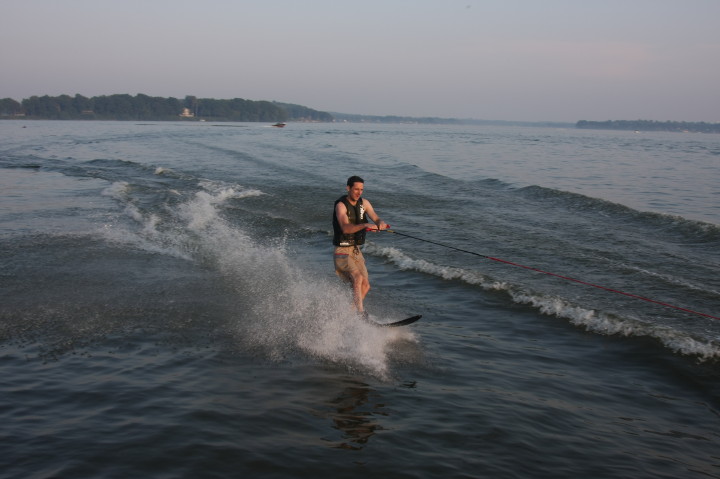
[332,176,388,317]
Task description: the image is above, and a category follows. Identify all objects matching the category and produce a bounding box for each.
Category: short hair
[347,175,364,187]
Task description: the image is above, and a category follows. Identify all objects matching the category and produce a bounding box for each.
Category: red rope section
[385,230,719,321]
[485,256,719,320]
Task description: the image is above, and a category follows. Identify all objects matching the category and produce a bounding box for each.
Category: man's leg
[349,270,370,312]
[334,247,371,314]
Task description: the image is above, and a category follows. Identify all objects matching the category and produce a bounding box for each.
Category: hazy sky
[3,0,719,122]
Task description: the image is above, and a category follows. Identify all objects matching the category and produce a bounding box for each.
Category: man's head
[346,176,365,202]
[346,176,364,188]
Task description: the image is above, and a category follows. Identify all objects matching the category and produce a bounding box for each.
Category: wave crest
[366,244,720,360]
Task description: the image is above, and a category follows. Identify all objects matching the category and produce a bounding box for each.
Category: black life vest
[332,195,368,246]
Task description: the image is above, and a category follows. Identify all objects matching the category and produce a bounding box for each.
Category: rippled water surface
[1,121,719,478]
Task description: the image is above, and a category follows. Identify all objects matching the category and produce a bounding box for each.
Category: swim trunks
[333,246,368,282]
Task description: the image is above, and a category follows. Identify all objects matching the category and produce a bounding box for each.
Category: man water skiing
[332,176,388,317]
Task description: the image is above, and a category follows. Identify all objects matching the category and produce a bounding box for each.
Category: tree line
[0,94,333,122]
[576,120,720,133]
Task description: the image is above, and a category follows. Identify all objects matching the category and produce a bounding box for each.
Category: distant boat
[272,122,286,128]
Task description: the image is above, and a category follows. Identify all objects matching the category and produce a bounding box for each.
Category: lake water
[1,120,719,478]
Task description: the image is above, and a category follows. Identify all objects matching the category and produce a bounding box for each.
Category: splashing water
[102,178,421,378]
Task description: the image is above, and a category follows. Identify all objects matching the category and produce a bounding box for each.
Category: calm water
[1,121,719,478]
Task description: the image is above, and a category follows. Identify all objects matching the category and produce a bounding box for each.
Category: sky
[2,0,719,122]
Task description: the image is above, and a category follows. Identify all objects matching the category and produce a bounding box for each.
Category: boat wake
[366,244,720,361]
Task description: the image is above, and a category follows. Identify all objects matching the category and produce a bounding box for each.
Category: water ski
[364,314,422,327]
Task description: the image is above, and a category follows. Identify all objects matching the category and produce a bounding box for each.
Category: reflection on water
[315,380,387,450]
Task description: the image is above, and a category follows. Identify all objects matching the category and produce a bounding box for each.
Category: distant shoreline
[576,120,720,134]
[1,94,717,132]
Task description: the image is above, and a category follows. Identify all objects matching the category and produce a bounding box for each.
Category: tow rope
[375,228,719,321]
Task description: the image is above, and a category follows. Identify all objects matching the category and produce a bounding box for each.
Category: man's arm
[336,201,370,234]
[362,199,388,231]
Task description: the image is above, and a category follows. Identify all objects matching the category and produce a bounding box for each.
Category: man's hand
[366,223,390,232]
